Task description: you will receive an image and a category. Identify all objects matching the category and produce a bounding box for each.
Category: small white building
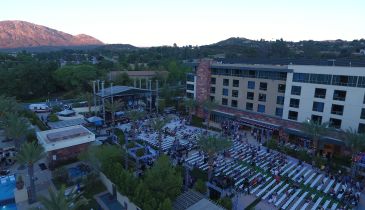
[37,125,95,168]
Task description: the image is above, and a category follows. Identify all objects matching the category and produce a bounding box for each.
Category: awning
[86,116,103,126]
[237,117,280,130]
[57,109,75,116]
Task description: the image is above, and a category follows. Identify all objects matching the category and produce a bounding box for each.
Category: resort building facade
[186,59,365,152]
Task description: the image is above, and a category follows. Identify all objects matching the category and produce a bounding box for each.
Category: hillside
[0,20,103,49]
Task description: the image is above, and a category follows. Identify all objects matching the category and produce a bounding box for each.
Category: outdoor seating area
[185,124,362,210]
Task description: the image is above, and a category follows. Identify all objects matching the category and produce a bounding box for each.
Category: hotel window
[278,84,286,93]
[289,98,300,108]
[231,100,238,107]
[222,98,228,105]
[309,74,332,85]
[361,108,365,120]
[210,77,216,84]
[223,79,229,86]
[329,118,342,129]
[232,90,239,98]
[186,92,193,98]
[358,77,365,88]
[186,84,194,91]
[288,111,298,121]
[257,104,265,113]
[233,79,239,87]
[358,123,365,134]
[187,74,194,82]
[210,96,215,102]
[364,94,365,104]
[210,87,215,94]
[311,115,323,124]
[312,102,324,112]
[293,73,310,83]
[314,88,326,99]
[275,108,283,117]
[222,88,228,96]
[276,96,284,105]
[291,86,301,95]
[332,75,357,87]
[246,102,253,111]
[258,93,266,102]
[259,82,267,91]
[247,81,255,89]
[333,90,346,101]
[247,92,254,100]
[331,104,344,115]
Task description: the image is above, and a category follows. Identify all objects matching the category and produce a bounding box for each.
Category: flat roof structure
[95,85,153,98]
[37,125,95,152]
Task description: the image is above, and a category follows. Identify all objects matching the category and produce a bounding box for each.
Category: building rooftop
[96,85,153,98]
[37,125,95,152]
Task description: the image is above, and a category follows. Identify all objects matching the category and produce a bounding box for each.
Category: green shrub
[191,115,204,127]
[217,197,233,210]
[193,179,207,194]
[48,113,59,122]
[136,149,145,157]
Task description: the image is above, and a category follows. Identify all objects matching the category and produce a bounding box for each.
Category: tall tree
[301,120,328,152]
[143,155,182,207]
[125,110,145,169]
[0,95,20,119]
[183,98,197,124]
[343,128,365,176]
[34,186,88,210]
[105,99,124,137]
[197,135,232,181]
[2,113,30,149]
[202,99,218,130]
[16,142,45,203]
[149,117,170,155]
[77,92,93,114]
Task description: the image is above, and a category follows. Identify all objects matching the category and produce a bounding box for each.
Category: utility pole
[156,80,159,113]
[101,81,105,124]
[93,80,97,116]
[149,80,152,112]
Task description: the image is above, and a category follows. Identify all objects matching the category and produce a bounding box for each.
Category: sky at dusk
[1,0,365,47]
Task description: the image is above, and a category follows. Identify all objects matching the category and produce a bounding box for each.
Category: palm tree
[0,95,20,119]
[34,186,88,210]
[183,98,197,124]
[301,120,329,153]
[149,117,170,155]
[197,135,232,181]
[105,99,124,138]
[77,92,93,114]
[16,142,45,203]
[343,128,365,176]
[202,99,218,130]
[124,110,145,169]
[2,113,30,150]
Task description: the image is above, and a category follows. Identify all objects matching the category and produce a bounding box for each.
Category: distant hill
[0,20,103,49]
[211,37,253,46]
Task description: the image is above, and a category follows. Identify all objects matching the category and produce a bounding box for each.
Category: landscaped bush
[136,149,145,157]
[127,142,137,149]
[191,167,208,181]
[191,115,204,127]
[193,179,207,194]
[23,110,48,130]
[48,113,59,122]
[217,196,233,210]
[115,129,125,145]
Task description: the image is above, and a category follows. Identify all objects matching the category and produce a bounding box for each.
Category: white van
[28,104,51,113]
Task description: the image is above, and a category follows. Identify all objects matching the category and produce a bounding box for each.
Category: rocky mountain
[0,20,103,49]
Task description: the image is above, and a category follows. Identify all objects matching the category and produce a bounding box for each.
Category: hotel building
[186,59,365,152]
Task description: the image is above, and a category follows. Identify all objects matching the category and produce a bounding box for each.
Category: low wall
[99,172,141,210]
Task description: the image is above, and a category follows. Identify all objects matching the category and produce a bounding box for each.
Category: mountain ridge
[0,20,103,49]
